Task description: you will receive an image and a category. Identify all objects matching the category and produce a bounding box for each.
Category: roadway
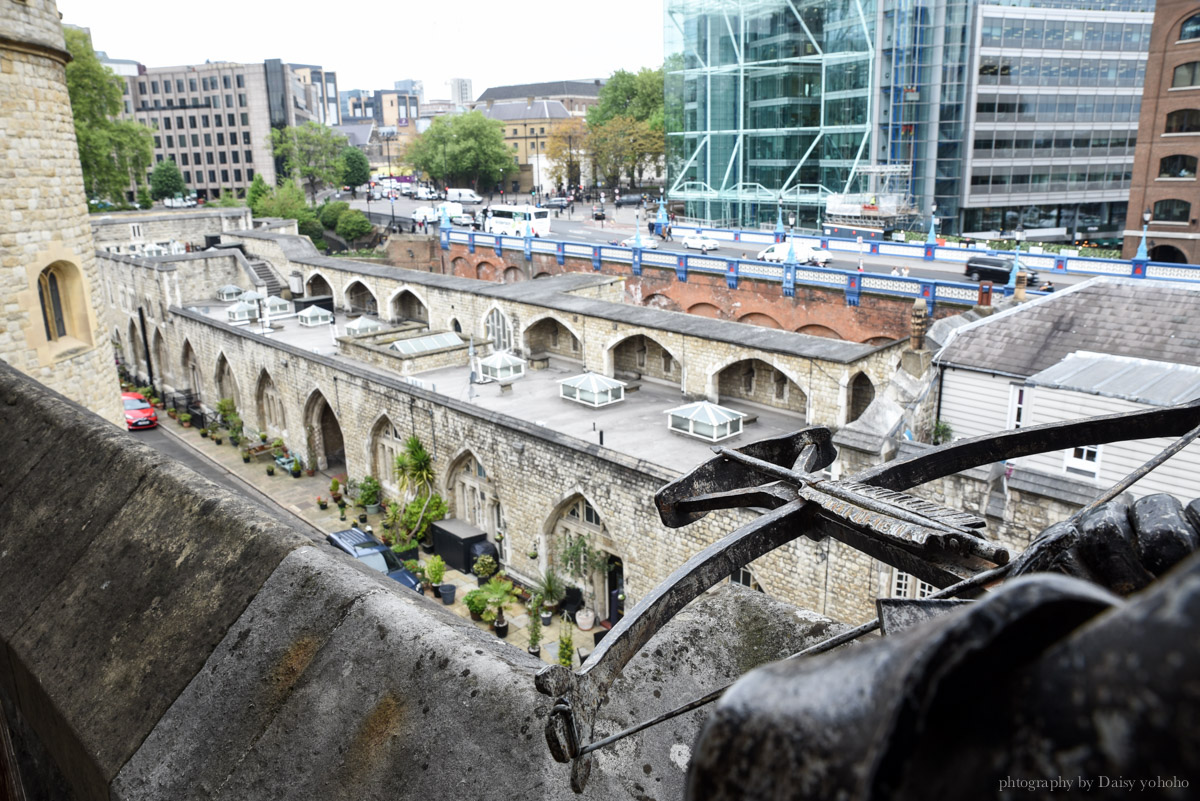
[338,192,1084,290]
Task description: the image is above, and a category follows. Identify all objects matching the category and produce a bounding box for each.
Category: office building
[448,77,473,107]
[1123,0,1200,264]
[394,78,425,104]
[665,0,1153,242]
[480,100,572,193]
[340,88,421,152]
[118,58,335,200]
[474,80,603,117]
[289,63,341,126]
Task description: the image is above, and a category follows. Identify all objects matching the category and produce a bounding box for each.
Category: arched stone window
[38,265,67,341]
[848,372,875,423]
[485,308,512,351]
[1153,198,1192,223]
[449,452,506,560]
[1183,13,1200,41]
[370,416,405,497]
[549,496,616,619]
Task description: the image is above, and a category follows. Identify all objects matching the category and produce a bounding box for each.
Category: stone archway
[254,370,285,438]
[714,358,808,417]
[344,280,378,315]
[127,319,144,380]
[847,371,875,423]
[607,332,683,387]
[181,339,203,403]
[304,389,345,471]
[503,266,524,283]
[214,353,241,412]
[522,316,583,363]
[446,450,506,563]
[306,273,333,297]
[543,494,618,622]
[368,414,404,497]
[390,289,428,324]
[152,329,170,388]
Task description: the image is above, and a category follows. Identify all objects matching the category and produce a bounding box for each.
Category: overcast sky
[56,0,665,102]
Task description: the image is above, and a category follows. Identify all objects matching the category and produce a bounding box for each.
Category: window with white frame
[485,308,512,352]
[1065,444,1101,478]
[731,566,763,592]
[891,569,936,599]
[1007,384,1027,429]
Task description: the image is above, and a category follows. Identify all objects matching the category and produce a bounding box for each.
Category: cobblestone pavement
[158,416,595,667]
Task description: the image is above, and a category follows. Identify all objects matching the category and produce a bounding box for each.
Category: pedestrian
[1042,281,1055,293]
[740,252,747,260]
[667,225,673,242]
[901,265,910,277]
[890,266,899,276]
[648,219,655,236]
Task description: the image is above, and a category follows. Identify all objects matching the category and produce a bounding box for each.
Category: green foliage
[402,493,446,543]
[65,28,154,204]
[335,209,373,242]
[472,554,498,580]
[558,622,574,668]
[395,436,440,541]
[149,159,186,200]
[297,218,325,246]
[932,420,953,445]
[558,532,612,609]
[253,180,316,227]
[405,112,514,187]
[426,554,446,586]
[270,122,347,206]
[213,187,242,207]
[527,595,543,649]
[531,567,567,606]
[588,67,665,131]
[403,559,425,583]
[137,186,153,209]
[358,475,382,506]
[463,589,489,616]
[481,576,520,624]
[318,201,350,230]
[246,173,270,214]
[215,397,237,422]
[586,66,666,189]
[341,146,370,189]
[330,477,340,494]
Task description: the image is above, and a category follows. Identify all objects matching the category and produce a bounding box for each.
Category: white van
[434,201,465,220]
[415,186,441,201]
[446,188,483,205]
[756,240,830,266]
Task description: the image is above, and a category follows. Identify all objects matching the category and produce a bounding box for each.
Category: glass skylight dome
[345,316,382,335]
[226,301,259,322]
[479,351,526,382]
[216,284,242,301]
[559,373,626,407]
[265,296,289,314]
[238,290,265,303]
[297,306,332,327]
[665,401,745,442]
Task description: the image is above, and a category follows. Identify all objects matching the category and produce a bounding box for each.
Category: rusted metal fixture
[535,399,1200,792]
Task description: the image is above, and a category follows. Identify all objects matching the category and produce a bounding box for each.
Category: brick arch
[305,270,333,298]
[643,293,681,312]
[704,353,811,410]
[449,257,472,279]
[864,336,895,346]
[387,287,429,324]
[475,260,501,281]
[796,323,844,340]
[687,302,722,318]
[736,312,782,329]
[532,271,553,279]
[600,329,683,382]
[503,266,525,283]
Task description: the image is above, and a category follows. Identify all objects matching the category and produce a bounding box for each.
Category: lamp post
[775,206,785,243]
[925,201,938,246]
[787,213,797,262]
[1007,223,1024,289]
[385,133,396,231]
[1135,208,1151,261]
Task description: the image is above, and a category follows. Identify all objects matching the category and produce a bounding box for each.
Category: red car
[122,391,158,430]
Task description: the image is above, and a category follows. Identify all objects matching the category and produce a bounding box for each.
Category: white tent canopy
[559,372,626,407]
[665,400,745,441]
[479,350,526,382]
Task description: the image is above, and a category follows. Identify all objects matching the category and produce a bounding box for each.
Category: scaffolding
[822,164,918,231]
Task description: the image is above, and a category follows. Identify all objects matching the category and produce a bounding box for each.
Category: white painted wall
[938,367,1022,440]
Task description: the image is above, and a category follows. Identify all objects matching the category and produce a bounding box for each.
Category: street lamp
[786,213,797,263]
[925,201,938,246]
[385,133,396,231]
[1135,208,1151,260]
[1007,223,1024,289]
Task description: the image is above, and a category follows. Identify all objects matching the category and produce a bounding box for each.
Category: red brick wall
[438,245,965,342]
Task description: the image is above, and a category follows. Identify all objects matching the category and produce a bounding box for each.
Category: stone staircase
[249,259,285,297]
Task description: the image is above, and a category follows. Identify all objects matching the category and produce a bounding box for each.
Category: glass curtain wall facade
[666,0,1153,240]
[665,0,877,228]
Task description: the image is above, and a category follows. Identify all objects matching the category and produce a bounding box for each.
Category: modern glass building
[665,0,1154,241]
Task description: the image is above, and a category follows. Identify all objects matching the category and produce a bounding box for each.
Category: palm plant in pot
[482,576,520,639]
[531,567,566,624]
[393,436,436,550]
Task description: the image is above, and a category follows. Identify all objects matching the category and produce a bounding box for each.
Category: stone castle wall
[90,208,251,253]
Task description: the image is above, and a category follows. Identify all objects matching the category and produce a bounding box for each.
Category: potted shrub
[227,413,242,446]
[359,476,382,515]
[290,461,302,479]
[531,567,567,613]
[215,397,237,426]
[426,555,446,598]
[241,449,251,464]
[472,554,498,587]
[179,412,192,428]
[271,437,285,459]
[317,496,328,510]
[265,464,275,476]
[213,432,223,445]
[259,431,268,443]
[199,426,210,439]
[557,620,574,667]
[482,576,520,639]
[391,537,418,562]
[166,407,178,420]
[330,478,342,505]
[463,589,488,621]
[527,595,544,657]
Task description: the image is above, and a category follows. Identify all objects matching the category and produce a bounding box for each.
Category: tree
[246,173,269,214]
[335,209,372,242]
[319,200,350,230]
[588,67,665,132]
[64,27,153,204]
[341,147,370,197]
[213,187,242,208]
[545,117,589,191]
[254,180,315,225]
[137,186,153,210]
[270,122,347,206]
[149,159,186,201]
[394,436,437,542]
[587,66,666,190]
[405,112,514,190]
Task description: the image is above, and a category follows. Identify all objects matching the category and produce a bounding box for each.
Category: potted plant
[330,478,342,505]
[391,537,418,562]
[290,461,302,478]
[558,620,574,667]
[382,501,401,531]
[271,437,285,459]
[472,554,498,587]
[241,449,251,464]
[215,397,237,426]
[167,408,178,420]
[179,412,192,428]
[527,595,544,657]
[359,476,382,515]
[426,555,446,598]
[305,425,318,476]
[213,432,223,445]
[394,436,436,549]
[531,567,567,613]
[227,413,242,446]
[558,533,611,632]
[266,463,275,476]
[463,589,488,621]
[317,496,328,510]
[199,426,210,439]
[482,576,520,639]
[259,431,268,443]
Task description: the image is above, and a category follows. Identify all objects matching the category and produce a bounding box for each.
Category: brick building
[1123,1,1200,264]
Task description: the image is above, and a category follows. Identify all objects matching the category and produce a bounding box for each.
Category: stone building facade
[98,228,911,624]
[1,0,120,427]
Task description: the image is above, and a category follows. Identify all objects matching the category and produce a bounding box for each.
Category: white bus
[485,204,551,237]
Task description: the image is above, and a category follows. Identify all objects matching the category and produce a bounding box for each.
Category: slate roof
[935,277,1200,378]
[476,80,602,102]
[1027,352,1200,406]
[332,122,374,148]
[479,100,571,122]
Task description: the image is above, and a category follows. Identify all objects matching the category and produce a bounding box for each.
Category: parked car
[614,195,643,207]
[592,205,606,220]
[122,391,158,431]
[398,184,415,196]
[964,255,1040,287]
[327,526,424,594]
[619,236,658,249]
[545,197,570,209]
[756,241,831,266]
[682,233,721,252]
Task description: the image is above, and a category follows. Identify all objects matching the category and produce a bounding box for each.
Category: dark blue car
[326,526,423,594]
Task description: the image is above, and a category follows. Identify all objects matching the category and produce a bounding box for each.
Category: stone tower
[1,0,121,426]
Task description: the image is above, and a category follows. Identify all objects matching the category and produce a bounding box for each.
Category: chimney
[1014,270,1028,302]
[901,298,934,376]
[486,98,493,110]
